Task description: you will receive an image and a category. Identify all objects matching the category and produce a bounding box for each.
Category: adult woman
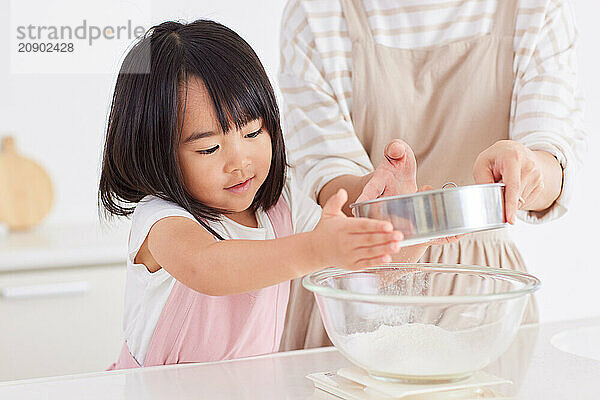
[278,0,586,350]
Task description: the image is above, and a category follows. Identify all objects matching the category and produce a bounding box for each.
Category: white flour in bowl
[338,323,489,376]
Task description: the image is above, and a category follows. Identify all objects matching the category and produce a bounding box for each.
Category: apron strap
[265,197,293,351]
[143,280,195,366]
[492,0,519,37]
[341,0,373,43]
[265,196,293,238]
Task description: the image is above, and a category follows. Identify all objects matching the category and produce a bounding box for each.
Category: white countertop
[0,317,598,399]
[0,222,130,272]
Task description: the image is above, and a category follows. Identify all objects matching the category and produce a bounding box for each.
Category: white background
[0,1,598,323]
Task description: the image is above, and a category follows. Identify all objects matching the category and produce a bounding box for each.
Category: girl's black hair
[99,20,286,238]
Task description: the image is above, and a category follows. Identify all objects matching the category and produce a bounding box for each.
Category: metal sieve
[350,183,507,246]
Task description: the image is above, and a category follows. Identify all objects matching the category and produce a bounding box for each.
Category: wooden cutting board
[0,136,53,231]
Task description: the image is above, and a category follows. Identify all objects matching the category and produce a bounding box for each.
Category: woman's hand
[355,140,461,261]
[355,139,418,205]
[473,140,562,224]
[311,189,404,269]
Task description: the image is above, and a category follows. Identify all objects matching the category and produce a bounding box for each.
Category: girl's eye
[245,128,262,139]
[197,145,219,155]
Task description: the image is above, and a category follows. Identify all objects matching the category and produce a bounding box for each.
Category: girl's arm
[147,217,321,295]
[142,190,403,296]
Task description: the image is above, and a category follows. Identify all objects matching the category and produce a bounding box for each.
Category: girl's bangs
[183,54,269,134]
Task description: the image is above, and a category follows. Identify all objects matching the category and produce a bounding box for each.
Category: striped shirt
[279,0,586,223]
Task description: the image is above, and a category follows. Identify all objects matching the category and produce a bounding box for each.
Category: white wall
[0,1,598,322]
[511,1,600,322]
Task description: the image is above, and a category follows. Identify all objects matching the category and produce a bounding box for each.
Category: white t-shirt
[123,176,322,365]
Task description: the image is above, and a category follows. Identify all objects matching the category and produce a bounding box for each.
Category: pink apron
[109,196,292,369]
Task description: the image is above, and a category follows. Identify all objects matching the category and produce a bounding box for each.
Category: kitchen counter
[0,317,598,399]
[0,222,129,272]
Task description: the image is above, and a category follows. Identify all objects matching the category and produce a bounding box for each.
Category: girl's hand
[311,189,404,270]
[473,140,552,224]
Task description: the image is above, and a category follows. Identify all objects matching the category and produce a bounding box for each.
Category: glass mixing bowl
[303,264,540,383]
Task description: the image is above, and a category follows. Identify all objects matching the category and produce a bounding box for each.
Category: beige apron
[279,0,538,352]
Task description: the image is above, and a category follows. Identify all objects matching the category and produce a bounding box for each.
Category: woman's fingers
[518,182,534,209]
[519,165,544,209]
[473,157,496,185]
[383,140,418,194]
[473,141,548,223]
[355,169,386,204]
[383,139,417,178]
[384,139,407,162]
[500,161,522,224]
[520,181,544,210]
[355,140,418,206]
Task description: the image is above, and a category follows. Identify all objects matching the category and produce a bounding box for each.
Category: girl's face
[177,77,272,220]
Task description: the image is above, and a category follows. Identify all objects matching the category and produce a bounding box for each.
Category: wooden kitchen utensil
[0,136,53,231]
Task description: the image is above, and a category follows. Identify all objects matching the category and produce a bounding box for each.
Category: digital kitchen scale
[306,367,514,399]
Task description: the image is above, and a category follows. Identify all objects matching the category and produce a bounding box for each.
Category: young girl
[100,19,424,369]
